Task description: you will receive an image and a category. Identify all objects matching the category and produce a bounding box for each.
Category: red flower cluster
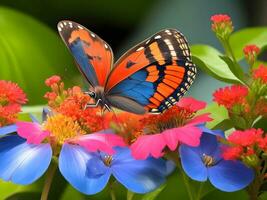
[223,129,266,161]
[253,64,267,84]
[211,14,231,23]
[243,45,260,66]
[0,80,27,126]
[44,75,109,133]
[45,75,61,87]
[213,85,248,109]
[210,14,233,37]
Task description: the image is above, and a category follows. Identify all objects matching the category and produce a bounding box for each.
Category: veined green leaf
[191,45,241,84]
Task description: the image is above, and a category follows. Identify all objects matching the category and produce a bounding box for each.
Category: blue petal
[197,133,219,157]
[0,135,52,184]
[198,124,225,138]
[179,145,208,181]
[0,124,17,136]
[208,160,254,192]
[59,144,111,195]
[111,147,166,193]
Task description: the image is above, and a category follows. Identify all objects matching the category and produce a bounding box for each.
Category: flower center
[103,155,113,166]
[202,154,216,167]
[141,106,194,134]
[43,114,85,145]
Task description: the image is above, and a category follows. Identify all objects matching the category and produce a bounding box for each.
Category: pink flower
[130,97,212,159]
[16,113,125,155]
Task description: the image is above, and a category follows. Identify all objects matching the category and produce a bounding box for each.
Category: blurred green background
[0,0,267,199]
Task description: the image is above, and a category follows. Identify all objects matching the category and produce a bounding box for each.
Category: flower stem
[40,160,57,200]
[109,181,117,200]
[165,151,194,200]
[127,190,135,200]
[196,182,204,200]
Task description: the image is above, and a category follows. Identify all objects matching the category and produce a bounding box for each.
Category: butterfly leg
[84,99,102,110]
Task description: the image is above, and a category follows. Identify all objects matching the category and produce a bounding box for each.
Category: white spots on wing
[78,25,84,29]
[68,22,73,28]
[145,40,150,44]
[165,29,172,35]
[63,22,67,26]
[59,23,64,28]
[91,33,96,38]
[154,35,161,39]
[58,27,62,31]
[104,44,108,49]
[164,39,176,57]
[136,46,144,51]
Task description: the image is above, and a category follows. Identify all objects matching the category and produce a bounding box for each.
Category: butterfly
[57,21,196,114]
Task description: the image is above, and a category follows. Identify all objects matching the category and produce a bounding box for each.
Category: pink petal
[16,122,49,144]
[130,134,166,160]
[186,113,212,126]
[177,97,206,112]
[163,126,202,147]
[73,132,126,155]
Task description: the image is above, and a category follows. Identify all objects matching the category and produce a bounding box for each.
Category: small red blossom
[223,129,267,162]
[0,80,27,105]
[45,75,61,87]
[211,14,231,23]
[210,14,233,38]
[213,85,248,109]
[0,80,27,127]
[243,45,260,65]
[253,64,267,83]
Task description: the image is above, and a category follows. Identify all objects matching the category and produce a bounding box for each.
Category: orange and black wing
[105,29,196,114]
[57,20,113,87]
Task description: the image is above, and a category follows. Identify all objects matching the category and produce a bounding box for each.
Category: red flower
[45,75,61,87]
[130,97,212,159]
[0,80,27,126]
[243,45,260,56]
[210,14,233,38]
[223,129,266,161]
[253,64,267,83]
[0,80,27,105]
[211,14,231,23]
[243,45,260,65]
[213,85,248,109]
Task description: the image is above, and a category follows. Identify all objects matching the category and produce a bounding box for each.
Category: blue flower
[0,124,17,136]
[59,145,174,194]
[0,109,172,195]
[179,131,254,192]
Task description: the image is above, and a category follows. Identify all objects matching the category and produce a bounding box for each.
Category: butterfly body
[58,21,197,114]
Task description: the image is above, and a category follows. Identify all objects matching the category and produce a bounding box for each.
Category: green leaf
[198,103,229,129]
[219,55,245,84]
[191,45,241,84]
[0,7,78,105]
[230,27,267,61]
[140,184,166,200]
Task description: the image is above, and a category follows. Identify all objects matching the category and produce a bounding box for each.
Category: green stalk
[165,151,195,200]
[40,160,57,200]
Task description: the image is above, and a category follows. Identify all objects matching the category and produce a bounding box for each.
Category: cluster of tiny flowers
[0,80,27,126]
[44,75,109,133]
[243,45,260,66]
[223,129,266,166]
[210,14,233,39]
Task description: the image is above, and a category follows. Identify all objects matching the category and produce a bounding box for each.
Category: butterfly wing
[57,20,113,87]
[105,29,196,114]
